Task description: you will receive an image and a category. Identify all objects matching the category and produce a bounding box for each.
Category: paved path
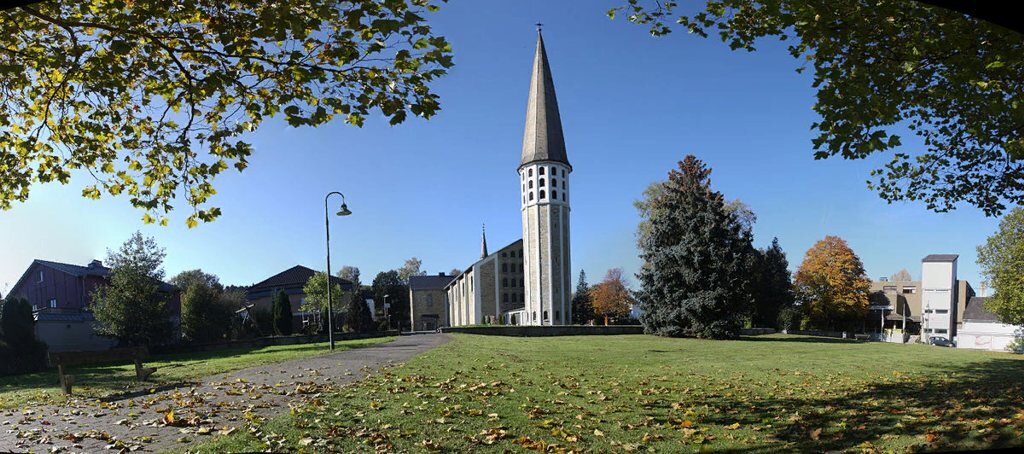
[0,334,449,453]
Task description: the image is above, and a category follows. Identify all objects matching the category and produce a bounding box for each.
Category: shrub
[272,291,293,336]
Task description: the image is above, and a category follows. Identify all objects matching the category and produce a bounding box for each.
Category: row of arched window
[502,277,524,288]
[524,166,566,179]
[524,189,567,203]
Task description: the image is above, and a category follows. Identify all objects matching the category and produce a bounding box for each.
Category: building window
[502,263,508,272]
[902,288,916,294]
[562,193,566,201]
[38,271,44,283]
[518,249,523,258]
[31,304,38,312]
[543,310,549,321]
[539,179,545,187]
[562,169,565,177]
[523,196,526,203]
[529,192,534,201]
[550,166,556,175]
[935,329,948,334]
[529,180,533,189]
[529,168,533,177]
[552,178,558,187]
[539,167,545,175]
[502,278,508,287]
[936,309,949,314]
[501,252,507,258]
[519,263,523,272]
[49,298,57,309]
[503,293,509,303]
[562,180,566,189]
[540,190,546,199]
[555,310,560,322]
[553,190,558,199]
[427,294,434,307]
[883,286,897,292]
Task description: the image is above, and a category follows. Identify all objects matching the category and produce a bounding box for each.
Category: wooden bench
[48,347,156,395]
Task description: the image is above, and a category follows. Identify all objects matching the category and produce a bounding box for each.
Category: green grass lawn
[0,336,394,410]
[194,333,1024,453]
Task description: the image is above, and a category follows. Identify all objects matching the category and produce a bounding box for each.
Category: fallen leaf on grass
[809,428,822,441]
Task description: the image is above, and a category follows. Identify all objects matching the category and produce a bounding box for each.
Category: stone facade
[409,273,454,331]
[446,240,525,326]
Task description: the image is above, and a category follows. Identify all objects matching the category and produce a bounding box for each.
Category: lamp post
[383,294,390,331]
[325,191,352,351]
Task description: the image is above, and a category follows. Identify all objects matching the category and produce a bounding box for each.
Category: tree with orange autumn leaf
[793,236,871,331]
[590,268,636,325]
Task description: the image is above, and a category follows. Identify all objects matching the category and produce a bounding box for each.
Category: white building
[958,297,1023,352]
[920,254,959,339]
[446,29,573,327]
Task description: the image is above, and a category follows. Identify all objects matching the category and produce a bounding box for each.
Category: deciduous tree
[890,269,913,282]
[0,1,453,226]
[337,266,361,284]
[591,268,636,325]
[612,0,1024,216]
[793,236,871,331]
[977,207,1024,326]
[92,232,173,346]
[398,257,425,284]
[178,278,233,343]
[372,270,408,328]
[302,271,345,315]
[635,156,753,339]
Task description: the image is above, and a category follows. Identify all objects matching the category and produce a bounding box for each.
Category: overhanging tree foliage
[977,207,1024,326]
[635,155,753,339]
[612,0,1024,216]
[0,0,453,226]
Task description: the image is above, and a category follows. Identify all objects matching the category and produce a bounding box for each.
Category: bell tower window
[539,179,545,187]
[539,167,545,175]
[539,190,546,199]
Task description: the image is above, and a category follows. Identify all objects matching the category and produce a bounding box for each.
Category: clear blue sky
[0,1,1002,294]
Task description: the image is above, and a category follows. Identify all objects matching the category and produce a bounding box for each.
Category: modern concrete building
[409,273,455,331]
[867,255,975,340]
[445,30,572,327]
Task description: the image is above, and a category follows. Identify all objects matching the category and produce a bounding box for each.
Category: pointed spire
[480,224,489,259]
[520,28,569,168]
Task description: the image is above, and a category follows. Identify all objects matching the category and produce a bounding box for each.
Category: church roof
[520,30,570,169]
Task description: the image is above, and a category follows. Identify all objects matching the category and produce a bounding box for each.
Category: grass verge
[0,336,395,410]
[193,333,1024,453]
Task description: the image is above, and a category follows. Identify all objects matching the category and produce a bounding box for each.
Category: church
[443,30,573,327]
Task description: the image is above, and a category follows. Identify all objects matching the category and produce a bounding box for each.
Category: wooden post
[57,364,72,395]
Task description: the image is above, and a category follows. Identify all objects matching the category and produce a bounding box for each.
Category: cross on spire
[535,22,543,32]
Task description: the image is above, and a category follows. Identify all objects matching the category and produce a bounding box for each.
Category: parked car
[929,336,955,347]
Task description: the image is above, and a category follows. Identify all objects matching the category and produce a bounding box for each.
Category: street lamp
[383,294,390,331]
[325,191,352,351]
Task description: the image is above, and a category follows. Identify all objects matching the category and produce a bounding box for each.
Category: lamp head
[336,203,352,216]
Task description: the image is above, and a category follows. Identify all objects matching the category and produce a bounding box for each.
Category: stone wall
[152,330,397,355]
[440,325,643,336]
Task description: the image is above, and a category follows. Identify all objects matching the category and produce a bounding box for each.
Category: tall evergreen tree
[635,155,754,339]
[346,290,373,333]
[571,270,594,325]
[272,290,293,336]
[0,297,35,346]
[749,238,795,328]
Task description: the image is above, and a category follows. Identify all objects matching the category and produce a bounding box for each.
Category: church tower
[520,29,571,325]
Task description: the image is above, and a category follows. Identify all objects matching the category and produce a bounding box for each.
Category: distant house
[5,259,180,352]
[957,297,1022,352]
[409,273,455,331]
[245,265,354,331]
